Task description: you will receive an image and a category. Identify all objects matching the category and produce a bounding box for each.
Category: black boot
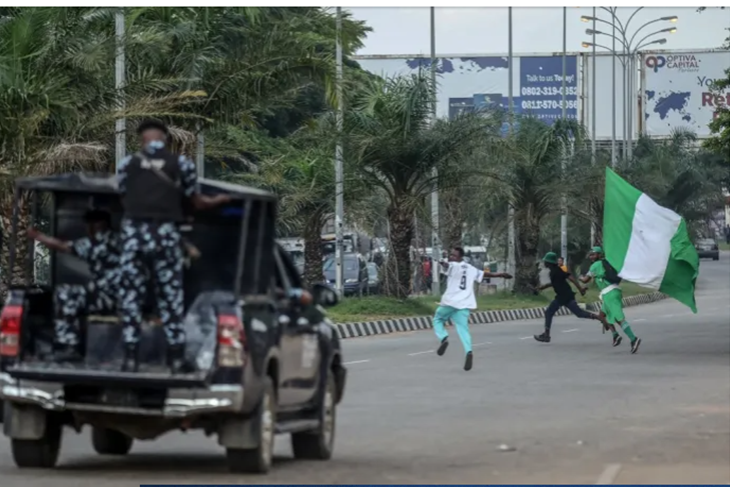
[121,343,139,372]
[53,343,83,363]
[166,344,189,373]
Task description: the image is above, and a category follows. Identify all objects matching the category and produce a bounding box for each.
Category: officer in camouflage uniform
[27,209,120,361]
[117,119,230,371]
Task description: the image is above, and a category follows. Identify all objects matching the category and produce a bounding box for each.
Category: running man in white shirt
[435,246,512,371]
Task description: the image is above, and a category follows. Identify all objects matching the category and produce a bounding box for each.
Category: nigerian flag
[603,167,700,313]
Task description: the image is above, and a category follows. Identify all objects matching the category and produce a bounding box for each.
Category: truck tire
[91,427,133,455]
[225,376,276,474]
[11,420,62,468]
[291,372,336,460]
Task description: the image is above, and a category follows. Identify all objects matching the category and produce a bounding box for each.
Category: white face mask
[144,140,165,151]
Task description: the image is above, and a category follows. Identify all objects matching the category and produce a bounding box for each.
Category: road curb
[334,291,668,340]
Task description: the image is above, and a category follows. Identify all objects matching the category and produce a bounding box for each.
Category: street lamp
[580,9,678,160]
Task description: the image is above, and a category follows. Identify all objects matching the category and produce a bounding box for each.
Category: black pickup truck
[0,173,347,474]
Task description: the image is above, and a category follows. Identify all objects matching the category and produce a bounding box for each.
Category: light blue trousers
[433,305,472,354]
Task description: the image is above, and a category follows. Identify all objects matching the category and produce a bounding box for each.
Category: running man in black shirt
[534,252,608,343]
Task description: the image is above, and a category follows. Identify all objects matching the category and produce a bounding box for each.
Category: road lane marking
[408,350,434,356]
[634,318,647,322]
[562,328,579,333]
[473,341,492,347]
[520,336,532,340]
[343,360,370,365]
[595,463,622,485]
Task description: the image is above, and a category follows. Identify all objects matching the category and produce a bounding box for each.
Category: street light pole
[114,9,125,171]
[590,7,597,246]
[334,7,345,295]
[560,6,568,264]
[507,7,515,290]
[611,10,617,166]
[430,7,441,296]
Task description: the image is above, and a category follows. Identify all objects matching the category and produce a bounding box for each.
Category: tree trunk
[442,190,463,251]
[302,213,325,288]
[0,196,31,301]
[513,211,541,295]
[384,198,414,299]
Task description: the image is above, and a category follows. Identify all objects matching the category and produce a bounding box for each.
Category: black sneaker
[534,332,551,343]
[630,338,641,354]
[612,334,623,347]
[436,337,449,356]
[464,351,473,371]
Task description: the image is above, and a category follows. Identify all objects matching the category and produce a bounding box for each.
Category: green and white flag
[603,167,700,313]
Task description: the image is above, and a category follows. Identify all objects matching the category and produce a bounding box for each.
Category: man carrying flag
[600,167,700,316]
[580,246,641,353]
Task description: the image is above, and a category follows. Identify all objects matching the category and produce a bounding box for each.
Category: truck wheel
[91,427,133,455]
[225,376,276,474]
[11,420,62,468]
[291,372,336,460]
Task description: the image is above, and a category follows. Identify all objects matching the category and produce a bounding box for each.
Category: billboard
[355,55,579,126]
[642,50,730,137]
[582,52,634,140]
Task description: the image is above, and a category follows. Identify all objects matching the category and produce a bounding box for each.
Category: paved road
[2,254,728,484]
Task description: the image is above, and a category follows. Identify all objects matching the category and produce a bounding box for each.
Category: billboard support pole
[560,6,568,265]
[507,7,515,290]
[430,7,441,297]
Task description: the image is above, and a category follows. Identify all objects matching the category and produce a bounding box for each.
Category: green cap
[542,252,559,265]
[591,246,604,254]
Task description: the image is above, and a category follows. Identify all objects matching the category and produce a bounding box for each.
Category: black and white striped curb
[333,291,668,340]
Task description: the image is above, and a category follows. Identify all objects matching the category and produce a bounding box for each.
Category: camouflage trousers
[119,219,185,346]
[55,284,115,346]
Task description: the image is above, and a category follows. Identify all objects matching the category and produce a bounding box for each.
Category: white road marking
[343,360,370,365]
[519,336,533,340]
[562,328,579,333]
[633,318,647,322]
[595,463,622,485]
[473,341,492,347]
[408,350,435,356]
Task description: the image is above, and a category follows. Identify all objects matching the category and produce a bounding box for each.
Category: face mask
[144,140,165,151]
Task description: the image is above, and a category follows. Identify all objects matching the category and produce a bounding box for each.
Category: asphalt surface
[2,254,729,485]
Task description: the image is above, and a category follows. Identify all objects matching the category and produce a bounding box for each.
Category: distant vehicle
[366,262,380,295]
[0,173,347,474]
[695,238,719,261]
[323,253,368,297]
[321,232,372,260]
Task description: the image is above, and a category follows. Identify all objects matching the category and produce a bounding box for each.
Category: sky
[347,7,730,56]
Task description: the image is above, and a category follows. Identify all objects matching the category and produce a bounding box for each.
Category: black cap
[136,118,169,136]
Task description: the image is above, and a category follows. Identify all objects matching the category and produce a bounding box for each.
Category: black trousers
[544,298,594,331]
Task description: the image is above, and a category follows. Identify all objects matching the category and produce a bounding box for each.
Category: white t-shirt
[440,261,484,310]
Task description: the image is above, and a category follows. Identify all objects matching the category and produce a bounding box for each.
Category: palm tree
[345,71,503,298]
[492,117,583,295]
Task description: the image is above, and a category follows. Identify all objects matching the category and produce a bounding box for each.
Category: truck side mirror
[312,283,339,308]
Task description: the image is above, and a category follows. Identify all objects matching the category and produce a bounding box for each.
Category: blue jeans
[433,305,472,354]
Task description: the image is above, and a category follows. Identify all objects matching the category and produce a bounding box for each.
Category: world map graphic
[645,90,693,124]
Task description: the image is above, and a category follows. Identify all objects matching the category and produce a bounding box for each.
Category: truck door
[274,249,321,408]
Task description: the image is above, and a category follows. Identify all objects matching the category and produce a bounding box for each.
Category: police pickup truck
[0,173,347,474]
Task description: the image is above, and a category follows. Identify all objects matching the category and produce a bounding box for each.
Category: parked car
[0,173,347,474]
[366,262,380,295]
[695,238,719,260]
[322,253,368,297]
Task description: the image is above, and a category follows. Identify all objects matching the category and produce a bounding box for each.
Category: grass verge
[328,282,652,323]
[719,242,730,252]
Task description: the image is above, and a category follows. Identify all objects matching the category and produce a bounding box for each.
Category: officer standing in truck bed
[117,119,230,372]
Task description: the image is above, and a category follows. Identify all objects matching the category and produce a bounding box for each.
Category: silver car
[695,238,719,261]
